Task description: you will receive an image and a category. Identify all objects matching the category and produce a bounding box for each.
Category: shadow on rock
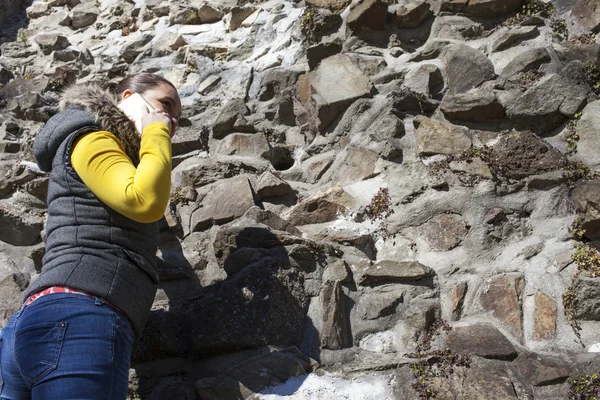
[133,226,321,399]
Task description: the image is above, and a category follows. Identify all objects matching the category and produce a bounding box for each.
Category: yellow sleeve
[70,122,172,223]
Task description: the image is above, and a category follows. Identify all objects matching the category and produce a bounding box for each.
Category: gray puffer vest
[25,84,162,336]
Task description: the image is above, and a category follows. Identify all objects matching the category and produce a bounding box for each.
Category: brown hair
[112,72,177,96]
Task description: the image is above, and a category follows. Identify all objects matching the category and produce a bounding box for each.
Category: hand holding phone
[117,93,171,135]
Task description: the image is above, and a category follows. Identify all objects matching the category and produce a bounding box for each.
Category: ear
[121,89,134,100]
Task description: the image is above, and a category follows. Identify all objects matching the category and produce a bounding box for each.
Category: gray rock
[492,26,539,52]
[322,260,351,283]
[355,289,405,320]
[198,4,223,23]
[0,199,43,246]
[27,2,49,19]
[152,32,187,57]
[284,187,353,226]
[462,366,518,399]
[393,2,433,28]
[430,16,483,41]
[0,273,30,328]
[511,352,571,386]
[254,171,292,199]
[34,33,70,55]
[414,115,472,156]
[309,54,373,131]
[356,260,435,286]
[403,64,444,98]
[446,324,518,360]
[571,278,600,320]
[327,147,379,186]
[500,48,551,79]
[170,6,200,25]
[321,280,351,349]
[501,74,589,133]
[572,180,600,241]
[441,87,505,122]
[367,111,405,141]
[306,42,342,71]
[465,0,523,18]
[571,0,600,36]
[212,226,302,270]
[240,207,301,236]
[346,0,388,32]
[570,100,600,170]
[302,151,336,183]
[212,99,252,139]
[190,175,256,232]
[71,3,99,29]
[442,44,495,94]
[228,7,257,31]
[216,133,271,159]
[132,310,192,364]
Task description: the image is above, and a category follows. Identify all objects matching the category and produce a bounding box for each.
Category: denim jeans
[0,293,134,400]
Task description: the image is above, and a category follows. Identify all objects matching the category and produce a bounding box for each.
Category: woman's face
[122,82,182,137]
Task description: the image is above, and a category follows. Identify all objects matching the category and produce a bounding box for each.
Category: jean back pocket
[15,322,67,384]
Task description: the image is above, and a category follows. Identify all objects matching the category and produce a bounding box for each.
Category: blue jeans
[0,293,134,399]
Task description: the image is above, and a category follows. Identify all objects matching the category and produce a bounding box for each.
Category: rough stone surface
[492,26,539,52]
[283,187,353,226]
[499,48,551,79]
[320,280,351,349]
[442,44,495,94]
[254,172,292,199]
[571,0,600,36]
[421,213,469,251]
[356,260,435,286]
[309,54,373,131]
[571,278,600,320]
[479,274,524,341]
[451,281,468,321]
[414,115,472,156]
[190,175,256,232]
[393,2,432,28]
[346,0,388,32]
[441,88,505,122]
[534,291,556,341]
[446,323,518,360]
[488,130,567,180]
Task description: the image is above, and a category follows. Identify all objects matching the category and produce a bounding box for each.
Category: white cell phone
[117,93,155,134]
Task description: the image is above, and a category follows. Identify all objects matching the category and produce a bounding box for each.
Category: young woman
[0,72,181,399]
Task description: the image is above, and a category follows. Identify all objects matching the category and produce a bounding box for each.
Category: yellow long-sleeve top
[70,122,172,223]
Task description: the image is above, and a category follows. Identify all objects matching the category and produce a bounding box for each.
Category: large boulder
[346,0,388,32]
[441,87,505,122]
[309,54,373,131]
[499,48,551,79]
[500,73,590,133]
[190,175,257,232]
[442,44,495,94]
[572,180,600,242]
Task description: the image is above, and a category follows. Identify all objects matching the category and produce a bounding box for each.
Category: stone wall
[1,0,600,398]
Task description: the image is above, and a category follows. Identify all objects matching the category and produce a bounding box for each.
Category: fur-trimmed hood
[34,84,140,172]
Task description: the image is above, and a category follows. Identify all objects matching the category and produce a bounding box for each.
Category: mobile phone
[117,93,155,134]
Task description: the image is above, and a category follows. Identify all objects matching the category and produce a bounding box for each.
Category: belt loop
[94,297,104,306]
